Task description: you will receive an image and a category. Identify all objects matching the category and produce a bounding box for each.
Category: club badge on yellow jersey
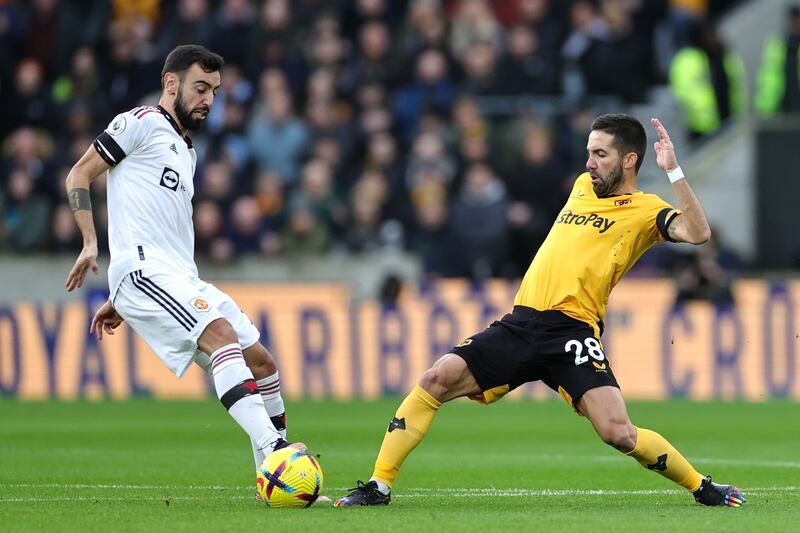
[514,172,679,336]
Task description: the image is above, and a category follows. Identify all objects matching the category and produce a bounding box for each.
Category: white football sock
[257,372,287,438]
[211,344,281,465]
[249,372,287,468]
[370,479,391,495]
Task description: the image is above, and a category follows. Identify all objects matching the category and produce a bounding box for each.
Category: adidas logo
[169,143,178,154]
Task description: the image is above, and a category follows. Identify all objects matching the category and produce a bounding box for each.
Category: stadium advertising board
[0,280,797,400]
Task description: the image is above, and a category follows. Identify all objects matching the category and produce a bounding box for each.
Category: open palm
[651,118,678,172]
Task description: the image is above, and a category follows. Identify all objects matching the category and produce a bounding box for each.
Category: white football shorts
[113,268,260,377]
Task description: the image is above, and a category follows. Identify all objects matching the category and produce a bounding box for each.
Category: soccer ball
[256,447,324,508]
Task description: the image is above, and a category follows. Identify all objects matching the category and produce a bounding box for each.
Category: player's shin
[627,427,704,492]
[257,371,287,438]
[248,372,287,468]
[371,385,442,490]
[211,344,282,460]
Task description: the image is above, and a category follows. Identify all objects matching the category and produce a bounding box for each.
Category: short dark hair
[590,113,647,172]
[161,45,224,88]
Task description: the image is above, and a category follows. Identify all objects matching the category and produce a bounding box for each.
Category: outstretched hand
[90,299,124,341]
[65,244,99,292]
[651,118,679,172]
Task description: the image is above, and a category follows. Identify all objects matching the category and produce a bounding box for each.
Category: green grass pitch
[1,398,798,532]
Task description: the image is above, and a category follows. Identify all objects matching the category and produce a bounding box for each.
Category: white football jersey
[94,105,199,298]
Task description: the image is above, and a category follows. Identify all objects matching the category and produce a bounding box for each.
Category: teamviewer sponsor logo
[160,167,180,191]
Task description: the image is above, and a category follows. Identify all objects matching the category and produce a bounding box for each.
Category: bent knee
[208,317,237,339]
[246,345,277,377]
[598,423,637,452]
[418,367,448,399]
[198,318,240,355]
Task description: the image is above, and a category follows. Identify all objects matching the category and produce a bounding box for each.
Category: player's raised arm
[650,118,711,245]
[64,146,110,291]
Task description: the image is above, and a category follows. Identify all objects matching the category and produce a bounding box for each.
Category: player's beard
[591,161,624,198]
[174,85,209,131]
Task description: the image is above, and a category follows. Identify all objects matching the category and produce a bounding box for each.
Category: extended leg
[578,386,745,507]
[198,319,288,458]
[335,354,481,506]
[243,343,287,467]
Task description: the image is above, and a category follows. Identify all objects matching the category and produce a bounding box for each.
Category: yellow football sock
[371,385,442,487]
[627,427,704,492]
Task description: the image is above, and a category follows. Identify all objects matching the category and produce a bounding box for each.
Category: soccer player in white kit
[64,45,303,472]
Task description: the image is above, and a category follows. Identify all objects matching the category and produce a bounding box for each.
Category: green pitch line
[1,399,799,532]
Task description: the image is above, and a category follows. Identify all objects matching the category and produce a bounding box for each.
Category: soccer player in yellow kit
[335,115,745,507]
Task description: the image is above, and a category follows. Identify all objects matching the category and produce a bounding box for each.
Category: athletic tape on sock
[220,379,259,411]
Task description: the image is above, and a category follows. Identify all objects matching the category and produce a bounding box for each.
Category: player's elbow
[64,170,77,193]
[65,165,91,194]
[688,225,712,245]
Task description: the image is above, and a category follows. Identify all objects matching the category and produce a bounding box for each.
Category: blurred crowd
[0,0,773,280]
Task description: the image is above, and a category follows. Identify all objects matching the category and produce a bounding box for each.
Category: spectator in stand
[159,0,214,57]
[459,40,502,95]
[305,99,352,158]
[359,132,409,224]
[51,201,83,252]
[305,13,347,74]
[409,183,460,278]
[1,127,56,199]
[673,229,744,308]
[517,0,567,68]
[111,0,160,26]
[405,132,456,197]
[449,0,503,62]
[51,47,109,129]
[208,0,256,68]
[669,0,707,51]
[21,0,59,79]
[341,0,399,43]
[228,195,267,255]
[356,104,394,148]
[449,163,508,280]
[670,21,746,139]
[196,159,237,214]
[1,168,51,252]
[281,198,332,257]
[339,20,399,98]
[502,120,570,276]
[563,0,652,103]
[205,64,253,171]
[253,170,286,236]
[289,158,347,235]
[312,136,348,181]
[49,0,111,75]
[0,1,27,85]
[246,88,310,184]
[102,23,162,111]
[343,170,390,253]
[246,0,307,99]
[497,23,560,95]
[756,5,800,117]
[393,48,457,143]
[194,200,232,263]
[0,58,56,139]
[400,0,449,58]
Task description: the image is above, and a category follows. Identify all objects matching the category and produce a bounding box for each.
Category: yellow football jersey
[514,172,678,336]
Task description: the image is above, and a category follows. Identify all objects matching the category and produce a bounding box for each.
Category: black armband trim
[220,379,259,411]
[656,208,679,242]
[94,131,126,166]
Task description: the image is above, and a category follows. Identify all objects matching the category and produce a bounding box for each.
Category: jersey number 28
[565,338,605,366]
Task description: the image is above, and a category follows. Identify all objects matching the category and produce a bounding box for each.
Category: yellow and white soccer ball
[256,447,324,508]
